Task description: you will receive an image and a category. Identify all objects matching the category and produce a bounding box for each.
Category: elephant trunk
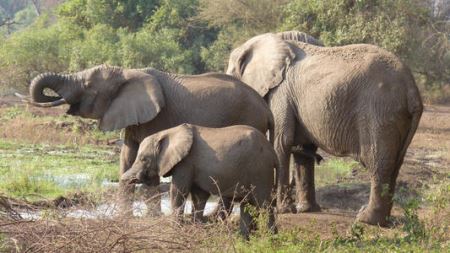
[121,165,142,184]
[29,73,84,106]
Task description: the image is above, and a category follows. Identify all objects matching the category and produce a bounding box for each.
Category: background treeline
[0,0,449,102]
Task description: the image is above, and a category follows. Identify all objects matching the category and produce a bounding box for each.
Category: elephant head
[121,124,193,183]
[226,31,322,97]
[17,65,165,131]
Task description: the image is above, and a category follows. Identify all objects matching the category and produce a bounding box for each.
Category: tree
[280,0,449,87]
[57,0,160,30]
[30,0,41,16]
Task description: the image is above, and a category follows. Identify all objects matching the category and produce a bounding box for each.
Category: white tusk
[29,98,67,107]
[14,92,30,101]
[14,93,67,107]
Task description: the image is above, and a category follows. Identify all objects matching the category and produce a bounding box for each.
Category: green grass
[315,157,360,187]
[0,139,119,200]
[231,232,446,253]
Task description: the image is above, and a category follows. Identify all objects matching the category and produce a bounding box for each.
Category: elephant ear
[157,124,194,177]
[99,70,165,131]
[227,33,295,97]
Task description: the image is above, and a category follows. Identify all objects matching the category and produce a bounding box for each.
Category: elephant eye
[140,156,151,165]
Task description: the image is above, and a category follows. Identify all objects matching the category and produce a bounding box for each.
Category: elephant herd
[16,31,423,238]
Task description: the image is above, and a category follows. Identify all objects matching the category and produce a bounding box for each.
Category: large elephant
[226,31,423,226]
[121,124,278,238]
[17,65,274,211]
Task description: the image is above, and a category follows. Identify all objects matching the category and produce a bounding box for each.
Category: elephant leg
[274,132,296,213]
[270,100,297,213]
[239,202,255,240]
[191,185,210,223]
[253,190,277,234]
[141,176,162,217]
[204,196,233,221]
[356,128,402,226]
[118,135,139,214]
[265,204,277,234]
[356,159,399,226]
[170,184,189,221]
[170,174,192,221]
[293,150,321,212]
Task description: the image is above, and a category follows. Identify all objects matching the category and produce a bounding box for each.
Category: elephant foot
[296,201,321,213]
[193,215,207,224]
[277,203,297,214]
[215,209,229,222]
[146,208,162,217]
[356,205,390,227]
[118,204,134,217]
[117,198,134,216]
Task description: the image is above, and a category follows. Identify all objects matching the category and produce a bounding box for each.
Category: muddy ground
[1,96,449,241]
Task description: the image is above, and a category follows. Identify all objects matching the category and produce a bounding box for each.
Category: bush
[0,0,448,101]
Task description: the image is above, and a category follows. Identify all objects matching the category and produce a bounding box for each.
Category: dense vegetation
[0,0,448,101]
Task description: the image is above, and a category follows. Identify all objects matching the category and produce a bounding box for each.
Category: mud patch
[317,183,369,212]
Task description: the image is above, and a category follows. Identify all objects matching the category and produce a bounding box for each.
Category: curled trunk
[30,73,83,104]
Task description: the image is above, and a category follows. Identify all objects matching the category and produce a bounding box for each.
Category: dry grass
[0,217,211,252]
[0,99,120,146]
[0,194,238,253]
[0,207,231,253]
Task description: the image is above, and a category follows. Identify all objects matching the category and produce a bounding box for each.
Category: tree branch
[30,0,41,16]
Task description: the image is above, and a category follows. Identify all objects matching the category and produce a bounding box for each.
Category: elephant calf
[121,124,278,238]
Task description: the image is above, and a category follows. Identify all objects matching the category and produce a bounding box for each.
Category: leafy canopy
[0,0,448,99]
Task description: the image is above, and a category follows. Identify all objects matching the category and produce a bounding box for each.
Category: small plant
[394,188,428,242]
[0,106,28,120]
[349,222,365,241]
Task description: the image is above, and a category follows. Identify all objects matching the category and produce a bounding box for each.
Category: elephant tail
[268,115,275,146]
[271,145,280,204]
[396,73,423,169]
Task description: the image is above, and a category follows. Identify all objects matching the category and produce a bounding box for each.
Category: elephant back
[277,31,324,46]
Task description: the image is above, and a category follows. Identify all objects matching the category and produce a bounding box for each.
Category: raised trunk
[30,73,83,104]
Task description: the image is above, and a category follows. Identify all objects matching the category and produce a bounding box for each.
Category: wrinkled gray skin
[20,65,274,212]
[121,124,278,239]
[227,31,423,226]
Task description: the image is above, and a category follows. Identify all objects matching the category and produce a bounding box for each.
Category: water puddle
[19,194,240,221]
[18,176,240,220]
[36,173,92,188]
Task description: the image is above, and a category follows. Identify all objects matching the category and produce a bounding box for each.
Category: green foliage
[314,157,359,187]
[280,0,449,87]
[57,0,159,30]
[120,28,195,72]
[0,139,119,200]
[68,24,122,70]
[0,0,448,96]
[200,29,236,72]
[394,187,430,243]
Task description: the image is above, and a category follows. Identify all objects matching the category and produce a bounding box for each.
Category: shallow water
[20,175,239,220]
[19,190,240,220]
[36,173,92,188]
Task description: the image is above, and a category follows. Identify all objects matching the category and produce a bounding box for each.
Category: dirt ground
[1,96,449,240]
[278,104,450,238]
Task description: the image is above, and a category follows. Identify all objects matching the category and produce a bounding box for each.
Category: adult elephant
[226,31,423,226]
[16,65,274,212]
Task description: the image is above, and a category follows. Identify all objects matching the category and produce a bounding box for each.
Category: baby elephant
[121,123,278,238]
